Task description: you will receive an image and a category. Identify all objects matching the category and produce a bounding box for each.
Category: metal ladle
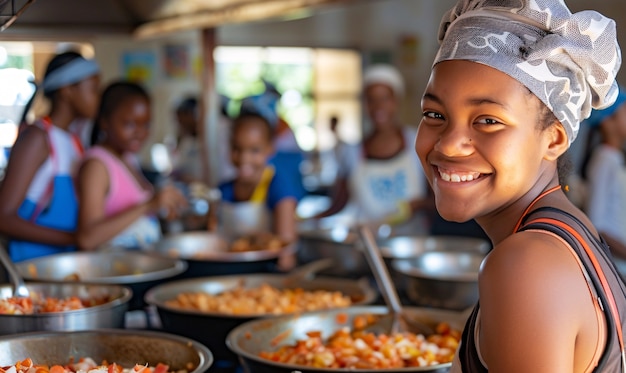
[358,225,433,335]
[0,243,30,297]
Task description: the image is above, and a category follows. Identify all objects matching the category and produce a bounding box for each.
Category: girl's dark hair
[90,81,150,146]
[176,96,198,115]
[231,113,274,143]
[43,51,84,99]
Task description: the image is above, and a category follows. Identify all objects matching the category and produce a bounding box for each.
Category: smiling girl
[76,81,185,251]
[417,0,626,372]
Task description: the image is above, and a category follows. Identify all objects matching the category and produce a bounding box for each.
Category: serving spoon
[358,225,434,336]
[0,243,30,298]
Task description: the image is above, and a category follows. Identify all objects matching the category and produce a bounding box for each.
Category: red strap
[512,184,562,233]
[525,217,626,364]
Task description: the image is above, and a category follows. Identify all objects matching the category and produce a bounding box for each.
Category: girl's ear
[544,122,569,161]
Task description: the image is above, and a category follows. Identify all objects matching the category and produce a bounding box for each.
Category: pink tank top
[84,146,152,217]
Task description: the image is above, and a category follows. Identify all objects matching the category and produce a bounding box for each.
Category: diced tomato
[152,363,169,373]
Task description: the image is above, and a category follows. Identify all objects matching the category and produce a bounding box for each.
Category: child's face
[176,110,197,137]
[103,96,151,154]
[231,118,274,184]
[364,83,399,130]
[416,60,561,223]
[70,75,101,120]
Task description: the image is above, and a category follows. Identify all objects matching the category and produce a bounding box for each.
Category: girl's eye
[423,111,443,120]
[476,117,502,125]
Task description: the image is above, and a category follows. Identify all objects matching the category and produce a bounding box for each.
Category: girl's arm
[76,158,185,251]
[479,232,594,373]
[313,177,349,218]
[0,126,74,245]
[273,197,298,244]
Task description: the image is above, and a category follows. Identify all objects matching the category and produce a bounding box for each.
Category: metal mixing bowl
[392,251,485,310]
[0,329,213,373]
[151,231,297,277]
[15,251,187,310]
[0,282,131,334]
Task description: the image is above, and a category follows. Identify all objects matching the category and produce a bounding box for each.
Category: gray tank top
[459,207,626,372]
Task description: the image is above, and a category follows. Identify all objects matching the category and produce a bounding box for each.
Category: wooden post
[200,27,219,188]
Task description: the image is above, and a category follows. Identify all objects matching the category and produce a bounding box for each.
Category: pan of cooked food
[14,251,187,310]
[150,231,297,277]
[0,282,131,334]
[226,305,468,373]
[144,260,378,363]
[0,329,213,373]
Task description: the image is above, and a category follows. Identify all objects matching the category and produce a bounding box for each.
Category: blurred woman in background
[0,51,100,261]
[76,81,185,251]
[315,64,433,232]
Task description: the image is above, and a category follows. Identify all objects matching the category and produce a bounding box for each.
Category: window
[215,46,361,152]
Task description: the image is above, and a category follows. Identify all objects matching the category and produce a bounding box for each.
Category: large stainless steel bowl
[0,329,213,373]
[144,270,377,363]
[150,231,297,277]
[380,235,490,292]
[298,225,491,280]
[0,282,131,334]
[392,251,486,310]
[227,305,467,373]
[15,251,187,310]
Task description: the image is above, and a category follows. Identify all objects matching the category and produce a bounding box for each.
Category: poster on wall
[163,43,190,79]
[121,50,156,88]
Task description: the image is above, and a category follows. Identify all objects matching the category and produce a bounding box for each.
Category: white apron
[219,167,274,239]
[347,148,426,226]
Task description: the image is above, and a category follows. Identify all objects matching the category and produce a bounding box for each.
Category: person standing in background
[240,83,308,202]
[171,95,236,185]
[315,64,433,232]
[213,113,301,270]
[583,87,626,259]
[0,51,100,261]
[76,81,186,251]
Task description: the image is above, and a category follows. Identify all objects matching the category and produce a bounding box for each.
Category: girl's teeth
[438,169,480,183]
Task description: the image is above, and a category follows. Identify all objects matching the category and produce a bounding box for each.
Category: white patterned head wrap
[434,0,622,144]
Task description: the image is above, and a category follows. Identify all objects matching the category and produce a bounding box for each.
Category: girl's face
[102,96,151,154]
[416,60,563,223]
[230,118,274,184]
[70,75,101,119]
[365,83,399,130]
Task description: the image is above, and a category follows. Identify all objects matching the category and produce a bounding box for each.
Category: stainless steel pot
[392,251,485,310]
[380,235,490,293]
[297,224,367,278]
[0,282,131,334]
[0,329,213,373]
[297,223,491,280]
[150,231,297,277]
[226,305,467,373]
[14,251,187,310]
[144,266,377,363]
